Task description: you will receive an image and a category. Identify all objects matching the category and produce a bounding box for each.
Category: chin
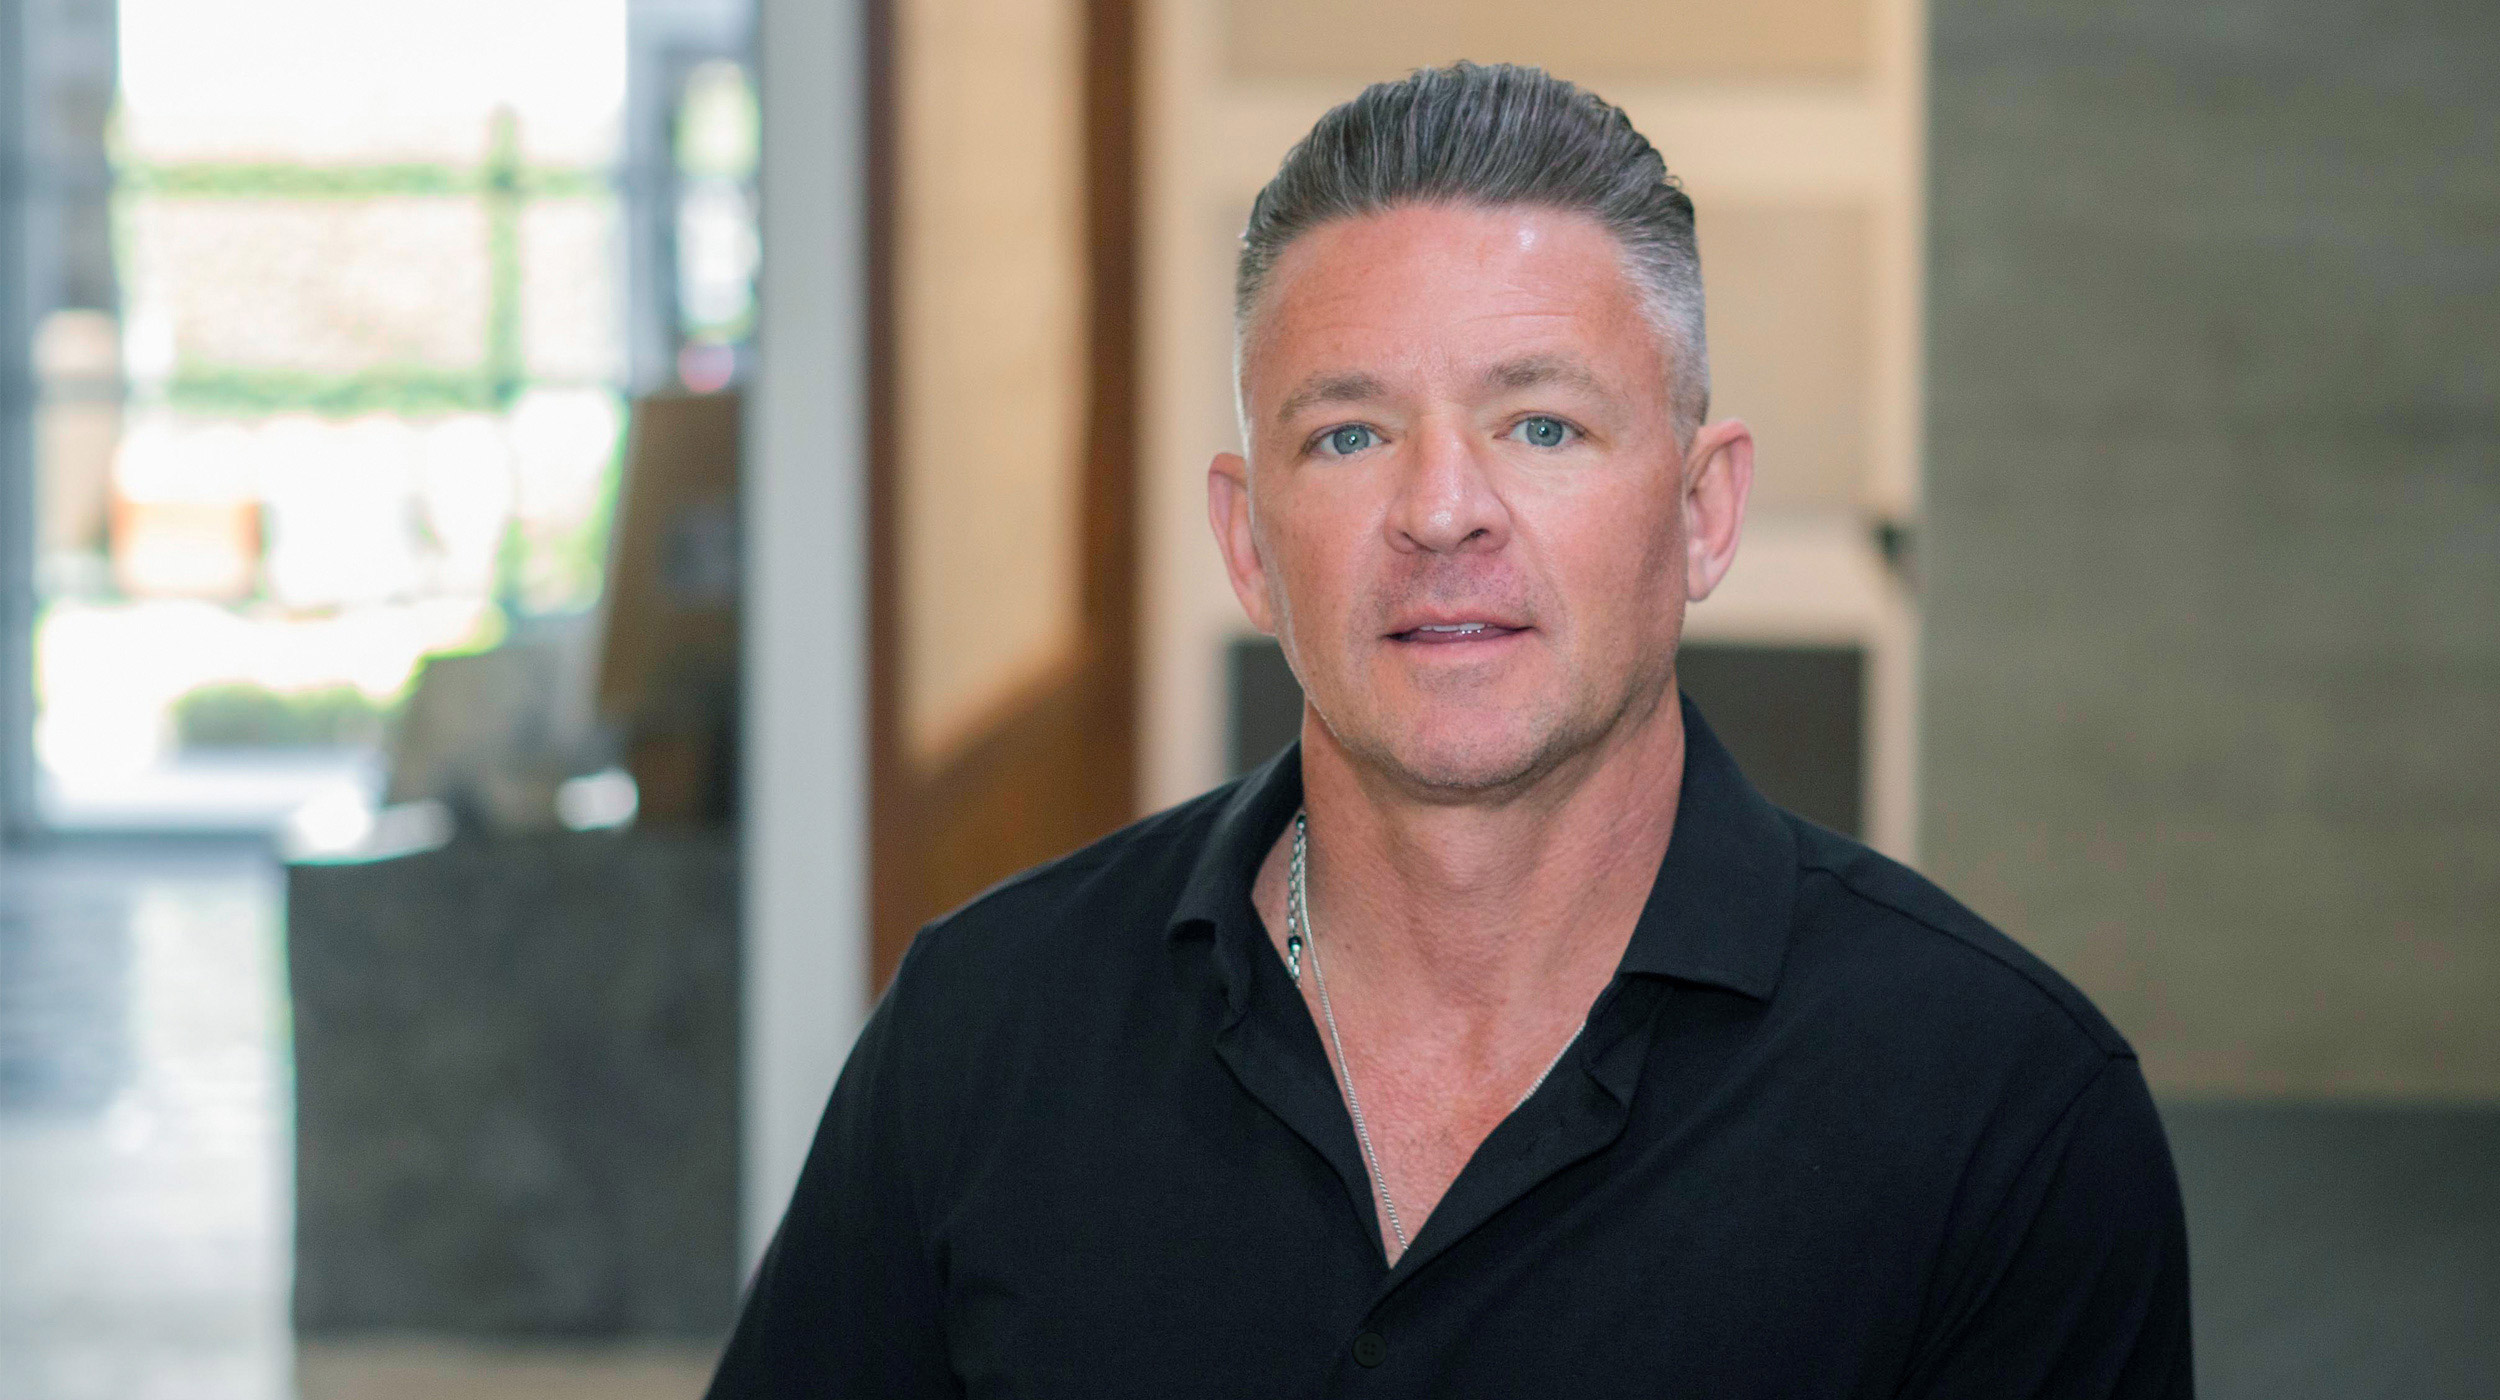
[1348,707,1569,798]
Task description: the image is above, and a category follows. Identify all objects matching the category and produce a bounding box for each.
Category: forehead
[1241,203,1662,406]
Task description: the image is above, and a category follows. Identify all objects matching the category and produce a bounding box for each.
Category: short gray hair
[1237,62,1709,437]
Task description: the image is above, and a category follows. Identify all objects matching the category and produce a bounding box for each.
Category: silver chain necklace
[1286,809,1585,1256]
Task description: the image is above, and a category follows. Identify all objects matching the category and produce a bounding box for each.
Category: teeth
[1417,622,1489,634]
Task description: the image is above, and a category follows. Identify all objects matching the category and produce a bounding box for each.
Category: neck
[1295,687,1686,1019]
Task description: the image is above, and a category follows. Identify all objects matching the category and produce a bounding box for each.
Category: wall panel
[1701,203,1874,512]
[1221,0,1874,84]
[1924,0,2500,1096]
[870,0,1139,985]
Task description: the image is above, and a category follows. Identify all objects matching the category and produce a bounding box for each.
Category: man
[711,63,2191,1397]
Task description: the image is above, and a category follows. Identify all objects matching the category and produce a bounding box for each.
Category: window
[22,0,639,827]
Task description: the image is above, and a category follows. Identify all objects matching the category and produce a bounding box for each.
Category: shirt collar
[1615,693,1796,998]
[1167,737,1305,1013]
[1166,692,1795,1004]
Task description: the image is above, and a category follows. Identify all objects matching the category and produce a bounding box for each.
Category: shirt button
[1353,1331,1388,1368]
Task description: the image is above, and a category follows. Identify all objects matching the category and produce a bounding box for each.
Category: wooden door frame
[864,0,1141,990]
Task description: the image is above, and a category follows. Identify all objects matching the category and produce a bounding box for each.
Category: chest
[1283,927,1611,1253]
[1317,1006,1589,1253]
[926,1036,1946,1400]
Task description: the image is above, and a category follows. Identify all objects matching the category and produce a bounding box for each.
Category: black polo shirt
[709,699,2191,1398]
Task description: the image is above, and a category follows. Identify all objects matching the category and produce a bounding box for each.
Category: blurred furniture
[288,829,737,1339]
[386,622,606,833]
[598,392,741,826]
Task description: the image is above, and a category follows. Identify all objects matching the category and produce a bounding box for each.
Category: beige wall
[895,0,1090,765]
[1136,0,1928,855]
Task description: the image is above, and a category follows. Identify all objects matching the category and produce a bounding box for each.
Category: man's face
[1211,203,1751,797]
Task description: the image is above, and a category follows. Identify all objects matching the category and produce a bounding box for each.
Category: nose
[1386,422,1510,555]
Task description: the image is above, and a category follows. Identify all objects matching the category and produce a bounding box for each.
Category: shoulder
[1757,827,2189,1387]
[877,777,1245,1024]
[1759,817,2177,1265]
[815,783,1253,1212]
[1774,814,2134,1077]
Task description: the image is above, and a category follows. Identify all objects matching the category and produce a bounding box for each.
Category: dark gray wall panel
[2164,1102,2500,1400]
[1228,636,1867,838]
[1924,0,2500,1093]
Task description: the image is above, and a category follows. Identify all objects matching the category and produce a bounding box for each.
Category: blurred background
[0,0,2490,1395]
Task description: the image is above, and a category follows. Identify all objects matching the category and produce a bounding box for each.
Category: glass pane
[671,59,758,392]
[32,0,631,827]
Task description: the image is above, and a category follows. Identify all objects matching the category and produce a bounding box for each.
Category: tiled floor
[293,1341,711,1400]
[0,841,290,1400]
[0,841,2491,1398]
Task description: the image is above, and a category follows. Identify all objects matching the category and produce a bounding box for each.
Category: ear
[1208,451,1278,634]
[1681,418,1753,603]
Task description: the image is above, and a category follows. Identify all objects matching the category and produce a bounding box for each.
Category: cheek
[1261,503,1359,648]
[1545,491,1683,635]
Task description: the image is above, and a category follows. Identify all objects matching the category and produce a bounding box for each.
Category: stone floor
[0,839,2490,1398]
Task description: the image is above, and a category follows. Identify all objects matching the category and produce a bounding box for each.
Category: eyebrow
[1275,371,1388,425]
[1482,354,1607,396]
[1271,356,1609,426]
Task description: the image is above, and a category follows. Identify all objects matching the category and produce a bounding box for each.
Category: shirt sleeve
[705,963,961,1399]
[1897,1055,2194,1400]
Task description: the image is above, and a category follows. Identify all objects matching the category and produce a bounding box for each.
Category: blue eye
[1512,416,1574,448]
[1319,424,1378,456]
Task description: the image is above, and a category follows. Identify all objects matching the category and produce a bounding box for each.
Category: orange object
[109,495,261,601]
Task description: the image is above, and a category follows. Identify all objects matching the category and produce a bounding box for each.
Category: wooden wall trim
[864,0,907,987]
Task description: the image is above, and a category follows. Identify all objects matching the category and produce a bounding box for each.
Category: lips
[1389,620,1527,644]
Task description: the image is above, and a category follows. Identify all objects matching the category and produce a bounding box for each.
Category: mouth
[1388,621,1529,645]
